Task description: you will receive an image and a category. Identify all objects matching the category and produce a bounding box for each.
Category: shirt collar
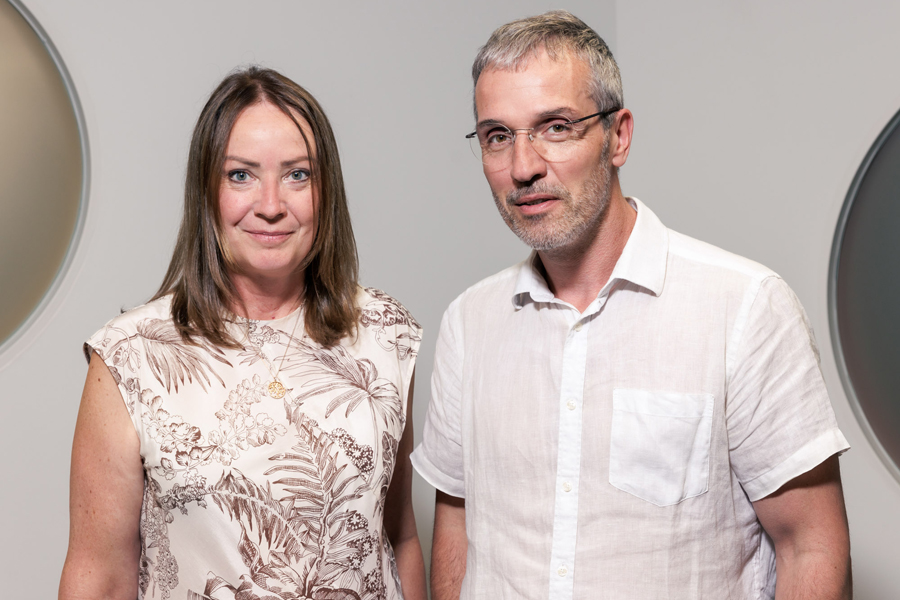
[512,197,669,309]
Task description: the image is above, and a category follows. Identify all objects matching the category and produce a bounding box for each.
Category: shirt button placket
[548,313,589,600]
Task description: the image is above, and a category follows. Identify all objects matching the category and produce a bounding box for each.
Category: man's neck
[537,193,636,313]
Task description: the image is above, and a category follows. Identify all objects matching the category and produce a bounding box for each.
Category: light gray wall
[1,1,898,598]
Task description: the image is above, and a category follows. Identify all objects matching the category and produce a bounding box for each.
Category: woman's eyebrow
[223,155,259,167]
[223,155,310,168]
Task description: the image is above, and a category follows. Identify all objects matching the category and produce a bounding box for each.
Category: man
[410,10,852,600]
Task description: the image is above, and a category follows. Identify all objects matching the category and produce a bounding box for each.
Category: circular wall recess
[0,0,88,354]
[830,106,900,484]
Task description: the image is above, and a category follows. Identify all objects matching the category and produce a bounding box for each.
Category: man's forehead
[474,50,594,122]
[482,45,584,73]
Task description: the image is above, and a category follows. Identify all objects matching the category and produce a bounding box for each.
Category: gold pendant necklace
[242,302,304,400]
[267,379,287,399]
[265,305,303,398]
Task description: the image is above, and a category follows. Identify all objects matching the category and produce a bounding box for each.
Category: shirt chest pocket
[608,389,714,507]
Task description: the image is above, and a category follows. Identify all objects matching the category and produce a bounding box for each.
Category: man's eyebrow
[536,107,579,120]
[475,118,505,130]
[476,107,578,130]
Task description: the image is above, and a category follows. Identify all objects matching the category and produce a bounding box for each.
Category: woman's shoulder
[84,296,174,360]
[354,286,422,361]
[357,286,420,332]
[94,295,174,333]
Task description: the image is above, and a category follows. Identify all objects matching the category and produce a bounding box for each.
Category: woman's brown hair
[153,66,358,348]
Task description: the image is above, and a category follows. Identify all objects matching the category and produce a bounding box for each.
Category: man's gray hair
[472,10,623,123]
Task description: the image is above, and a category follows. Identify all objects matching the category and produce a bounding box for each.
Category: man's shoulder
[447,259,526,314]
[666,228,779,283]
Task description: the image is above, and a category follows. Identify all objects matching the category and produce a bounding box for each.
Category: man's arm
[431,491,467,600]
[752,454,851,600]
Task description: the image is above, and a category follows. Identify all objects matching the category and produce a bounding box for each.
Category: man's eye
[289,169,310,182]
[542,122,573,140]
[486,132,512,146]
[228,170,249,182]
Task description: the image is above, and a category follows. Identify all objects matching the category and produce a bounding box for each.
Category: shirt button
[562,482,572,492]
[558,565,568,577]
[573,322,583,332]
[566,399,576,410]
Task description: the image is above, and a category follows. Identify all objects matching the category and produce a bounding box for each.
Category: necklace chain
[242,304,304,400]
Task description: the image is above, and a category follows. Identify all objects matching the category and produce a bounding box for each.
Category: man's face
[474,51,614,253]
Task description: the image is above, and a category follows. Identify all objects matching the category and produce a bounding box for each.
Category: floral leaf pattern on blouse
[360,287,421,360]
[139,474,181,600]
[84,288,419,599]
[236,320,316,370]
[284,343,404,494]
[137,318,232,392]
[201,415,387,599]
[294,345,404,434]
[376,433,399,517]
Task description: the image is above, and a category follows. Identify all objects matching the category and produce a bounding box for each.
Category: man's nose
[509,133,547,185]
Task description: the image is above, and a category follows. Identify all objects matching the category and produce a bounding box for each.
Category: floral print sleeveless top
[85,288,421,600]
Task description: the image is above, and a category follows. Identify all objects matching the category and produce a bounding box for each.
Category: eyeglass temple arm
[567,107,621,125]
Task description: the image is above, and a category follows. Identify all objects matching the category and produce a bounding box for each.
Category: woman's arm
[59,352,144,600]
[383,371,427,600]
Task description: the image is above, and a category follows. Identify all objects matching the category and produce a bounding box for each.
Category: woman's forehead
[227,101,315,158]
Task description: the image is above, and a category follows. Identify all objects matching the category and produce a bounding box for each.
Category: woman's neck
[229,273,305,320]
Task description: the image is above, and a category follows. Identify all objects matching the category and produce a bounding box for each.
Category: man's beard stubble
[492,157,613,255]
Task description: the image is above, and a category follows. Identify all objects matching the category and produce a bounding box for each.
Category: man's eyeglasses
[466,107,620,170]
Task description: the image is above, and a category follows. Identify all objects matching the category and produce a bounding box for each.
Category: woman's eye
[228,170,249,182]
[289,169,310,182]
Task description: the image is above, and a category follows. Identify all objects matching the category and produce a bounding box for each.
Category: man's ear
[609,109,634,168]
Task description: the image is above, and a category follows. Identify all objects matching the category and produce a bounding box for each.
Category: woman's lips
[246,230,292,244]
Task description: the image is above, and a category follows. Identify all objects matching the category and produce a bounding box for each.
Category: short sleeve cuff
[411,445,466,498]
[742,428,850,501]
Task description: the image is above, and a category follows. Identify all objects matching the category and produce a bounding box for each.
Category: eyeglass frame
[465,106,622,149]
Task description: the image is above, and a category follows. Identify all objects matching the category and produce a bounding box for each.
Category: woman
[59,67,426,600]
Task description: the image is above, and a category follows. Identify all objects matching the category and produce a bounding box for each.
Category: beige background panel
[0,0,82,347]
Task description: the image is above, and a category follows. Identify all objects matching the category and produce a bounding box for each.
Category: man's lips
[510,194,559,216]
[513,194,557,206]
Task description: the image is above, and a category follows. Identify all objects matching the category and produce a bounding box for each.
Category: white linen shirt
[411,198,849,600]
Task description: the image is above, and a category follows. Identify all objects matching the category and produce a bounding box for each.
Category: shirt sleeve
[411,298,466,498]
[726,276,849,502]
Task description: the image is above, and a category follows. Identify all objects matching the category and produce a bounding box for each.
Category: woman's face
[218,101,318,291]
